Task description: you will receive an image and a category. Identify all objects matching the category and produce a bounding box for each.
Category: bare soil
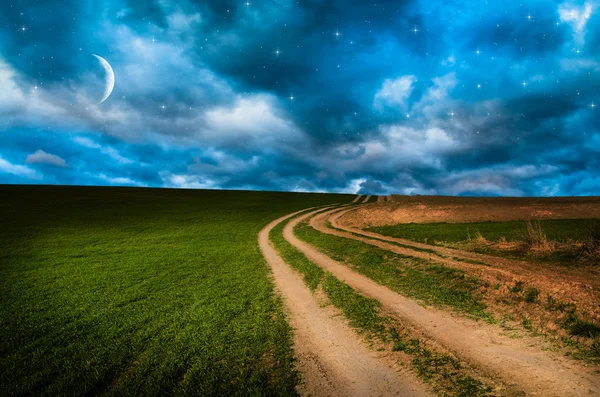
[287,208,600,397]
[341,196,600,227]
[259,209,433,397]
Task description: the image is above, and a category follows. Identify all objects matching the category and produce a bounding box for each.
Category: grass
[0,185,350,396]
[270,215,494,396]
[368,219,600,265]
[294,221,490,319]
[368,219,598,244]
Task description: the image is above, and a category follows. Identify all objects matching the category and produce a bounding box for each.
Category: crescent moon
[92,54,115,104]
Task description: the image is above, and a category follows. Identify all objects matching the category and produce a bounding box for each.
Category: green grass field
[0,185,350,396]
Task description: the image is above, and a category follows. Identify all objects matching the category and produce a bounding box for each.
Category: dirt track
[258,209,433,397]
[325,206,600,321]
[284,208,600,397]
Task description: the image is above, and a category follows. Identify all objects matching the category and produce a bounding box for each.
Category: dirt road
[361,195,371,203]
[351,195,362,203]
[323,206,600,319]
[284,208,600,397]
[258,209,433,397]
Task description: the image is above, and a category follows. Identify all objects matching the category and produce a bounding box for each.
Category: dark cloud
[0,0,599,196]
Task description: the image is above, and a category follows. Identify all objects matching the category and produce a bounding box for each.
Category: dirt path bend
[284,209,600,397]
[351,195,362,203]
[259,209,433,397]
[328,207,600,291]
[362,195,371,203]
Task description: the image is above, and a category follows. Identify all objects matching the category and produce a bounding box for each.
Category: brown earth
[258,208,433,397]
[341,195,600,227]
[286,208,600,397]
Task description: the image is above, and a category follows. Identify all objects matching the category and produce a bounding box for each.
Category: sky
[0,0,599,196]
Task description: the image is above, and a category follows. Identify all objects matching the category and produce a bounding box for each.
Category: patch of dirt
[342,196,600,227]
[258,209,433,397]
[291,208,600,397]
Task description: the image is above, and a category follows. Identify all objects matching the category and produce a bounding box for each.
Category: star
[161,104,166,111]
[20,25,27,33]
[334,30,341,39]
[449,110,455,118]
[591,102,597,110]
[274,48,281,57]
[289,94,295,101]
[526,14,533,22]
[245,1,251,6]
[412,26,418,34]
[477,84,482,89]
[522,81,527,87]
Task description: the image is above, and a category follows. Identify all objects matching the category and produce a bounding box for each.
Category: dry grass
[518,221,555,253]
[578,223,600,266]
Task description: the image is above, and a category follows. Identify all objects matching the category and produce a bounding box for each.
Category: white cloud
[559,2,594,44]
[0,156,42,180]
[98,173,145,186]
[26,150,68,168]
[374,75,416,110]
[204,94,303,145]
[160,172,217,189]
[442,54,456,67]
[73,137,133,164]
[167,12,201,32]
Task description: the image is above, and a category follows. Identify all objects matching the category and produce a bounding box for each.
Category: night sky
[1,0,599,195]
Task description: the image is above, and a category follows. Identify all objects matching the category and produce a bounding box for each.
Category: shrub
[524,287,539,303]
[509,281,524,293]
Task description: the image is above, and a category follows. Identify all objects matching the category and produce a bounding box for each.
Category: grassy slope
[0,185,350,396]
[368,219,598,244]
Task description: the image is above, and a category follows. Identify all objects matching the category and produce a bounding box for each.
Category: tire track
[327,207,600,291]
[259,208,433,397]
[284,208,600,397]
[351,195,362,203]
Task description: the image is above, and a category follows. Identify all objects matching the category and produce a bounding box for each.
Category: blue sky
[0,0,599,195]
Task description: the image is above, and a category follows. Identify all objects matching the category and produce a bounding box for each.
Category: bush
[525,287,539,303]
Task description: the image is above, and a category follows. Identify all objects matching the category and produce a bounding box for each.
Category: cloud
[0,156,42,180]
[72,137,133,164]
[203,94,303,146]
[26,150,69,168]
[559,2,594,44]
[374,75,416,110]
[98,173,146,186]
